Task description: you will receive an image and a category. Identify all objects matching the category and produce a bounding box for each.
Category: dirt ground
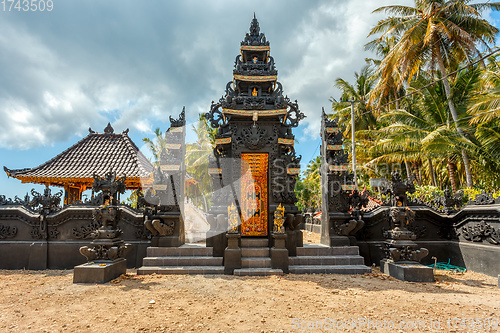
[1,233,499,333]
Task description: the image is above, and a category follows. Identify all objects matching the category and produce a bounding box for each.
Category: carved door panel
[241,153,268,236]
[66,187,81,205]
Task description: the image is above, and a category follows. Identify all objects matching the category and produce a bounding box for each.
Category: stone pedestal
[271,233,288,273]
[321,235,350,247]
[206,230,226,257]
[295,230,303,248]
[381,259,434,282]
[206,231,214,247]
[146,213,185,247]
[224,233,241,275]
[154,235,184,247]
[286,230,297,257]
[73,258,126,284]
[321,213,352,247]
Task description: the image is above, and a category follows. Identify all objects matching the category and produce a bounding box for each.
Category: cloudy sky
[1,0,498,198]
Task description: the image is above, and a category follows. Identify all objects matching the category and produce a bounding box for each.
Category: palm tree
[185,114,217,210]
[295,156,322,211]
[369,67,481,191]
[368,0,500,187]
[365,36,405,110]
[143,128,169,166]
[332,65,377,132]
[469,53,500,124]
[468,54,500,186]
[331,66,378,182]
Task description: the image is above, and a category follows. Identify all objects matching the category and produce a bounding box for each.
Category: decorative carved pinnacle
[104,123,114,134]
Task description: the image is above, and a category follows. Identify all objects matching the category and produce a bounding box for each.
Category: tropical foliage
[184,114,217,210]
[139,115,217,211]
[295,156,322,211]
[325,0,500,197]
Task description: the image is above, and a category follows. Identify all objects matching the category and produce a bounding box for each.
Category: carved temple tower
[205,15,305,243]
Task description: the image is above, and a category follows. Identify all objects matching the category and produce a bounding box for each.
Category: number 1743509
[1,0,53,12]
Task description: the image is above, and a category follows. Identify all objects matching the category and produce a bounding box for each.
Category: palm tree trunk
[405,161,411,179]
[428,158,437,187]
[417,161,423,186]
[394,86,399,110]
[412,161,422,186]
[447,159,458,194]
[435,44,473,187]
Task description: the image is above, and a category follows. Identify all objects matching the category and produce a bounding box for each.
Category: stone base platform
[289,244,371,274]
[137,244,224,275]
[234,268,283,276]
[381,259,434,282]
[137,242,370,276]
[73,258,126,284]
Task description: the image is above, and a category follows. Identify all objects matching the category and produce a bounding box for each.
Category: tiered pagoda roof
[206,14,304,126]
[4,123,153,190]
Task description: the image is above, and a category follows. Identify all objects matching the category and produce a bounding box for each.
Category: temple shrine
[204,14,305,238]
[0,15,499,282]
[4,124,153,204]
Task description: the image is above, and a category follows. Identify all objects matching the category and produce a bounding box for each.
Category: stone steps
[290,244,371,275]
[137,241,370,276]
[235,237,281,276]
[137,244,224,275]
[289,265,371,274]
[241,238,268,247]
[242,257,271,268]
[142,256,222,266]
[146,246,213,257]
[289,255,366,266]
[241,247,270,257]
[234,268,283,276]
[138,266,224,275]
[296,245,360,256]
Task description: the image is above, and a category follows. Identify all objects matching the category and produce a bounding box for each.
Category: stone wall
[355,203,500,277]
[0,204,149,269]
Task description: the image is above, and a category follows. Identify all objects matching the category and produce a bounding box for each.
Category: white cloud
[277,0,413,141]
[1,0,490,154]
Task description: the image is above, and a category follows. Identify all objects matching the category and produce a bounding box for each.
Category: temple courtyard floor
[1,233,499,333]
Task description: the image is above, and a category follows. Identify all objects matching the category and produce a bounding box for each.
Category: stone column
[224,233,241,275]
[295,214,304,248]
[213,214,228,257]
[285,214,297,256]
[271,233,288,273]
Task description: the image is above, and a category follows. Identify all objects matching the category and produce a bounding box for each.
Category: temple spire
[242,14,268,46]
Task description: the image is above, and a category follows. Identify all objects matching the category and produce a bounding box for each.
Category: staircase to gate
[234,238,283,276]
[137,244,224,275]
[289,244,371,274]
[137,239,370,276]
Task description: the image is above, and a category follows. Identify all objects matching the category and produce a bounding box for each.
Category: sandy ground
[1,233,499,333]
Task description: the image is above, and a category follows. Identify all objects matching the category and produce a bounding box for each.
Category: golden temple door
[241,153,268,236]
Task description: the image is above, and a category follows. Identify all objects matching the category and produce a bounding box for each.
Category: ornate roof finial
[104,123,114,134]
[242,14,269,46]
[250,14,260,36]
[169,107,186,128]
